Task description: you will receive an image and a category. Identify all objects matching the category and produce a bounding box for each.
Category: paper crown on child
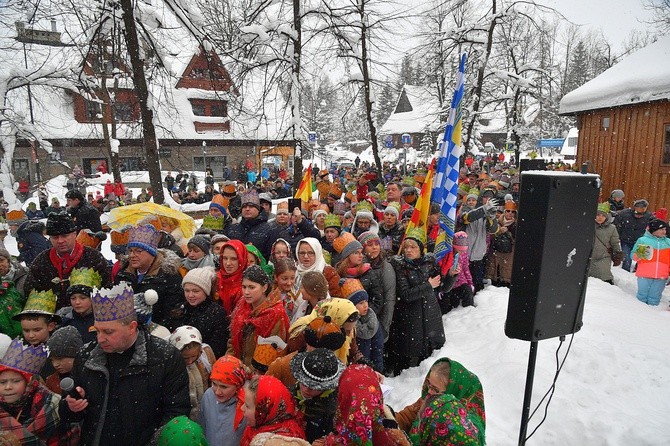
[0,338,49,379]
[13,289,59,322]
[67,268,103,297]
[127,224,161,257]
[405,227,427,246]
[324,214,341,229]
[91,283,136,322]
[355,200,374,214]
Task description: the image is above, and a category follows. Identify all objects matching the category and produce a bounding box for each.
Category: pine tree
[419,124,434,157]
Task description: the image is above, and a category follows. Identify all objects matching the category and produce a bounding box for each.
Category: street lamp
[201,141,207,172]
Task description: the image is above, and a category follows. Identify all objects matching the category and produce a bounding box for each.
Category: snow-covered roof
[560,34,670,114]
[380,85,443,134]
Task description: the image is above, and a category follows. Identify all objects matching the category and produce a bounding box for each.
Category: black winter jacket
[181,298,229,358]
[388,254,446,358]
[68,201,103,233]
[115,250,184,331]
[16,220,50,267]
[273,219,322,254]
[62,329,190,445]
[614,208,654,245]
[224,211,274,259]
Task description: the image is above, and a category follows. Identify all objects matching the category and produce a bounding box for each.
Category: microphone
[60,377,81,400]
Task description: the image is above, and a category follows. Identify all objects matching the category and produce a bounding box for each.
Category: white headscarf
[294,237,326,293]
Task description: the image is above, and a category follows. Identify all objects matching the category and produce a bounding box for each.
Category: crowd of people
[0,157,667,445]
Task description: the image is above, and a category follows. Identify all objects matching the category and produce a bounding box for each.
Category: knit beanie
[182,266,216,296]
[648,218,668,233]
[340,278,368,305]
[187,235,211,254]
[357,231,380,246]
[610,189,624,199]
[333,201,347,215]
[466,193,478,202]
[333,232,363,259]
[453,231,468,251]
[384,202,401,218]
[300,271,329,301]
[633,199,649,209]
[46,326,83,358]
[0,248,11,262]
[134,289,159,321]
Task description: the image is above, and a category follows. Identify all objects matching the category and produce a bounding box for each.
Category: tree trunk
[100,71,122,184]
[359,0,382,173]
[119,0,164,204]
[291,0,303,195]
[463,0,497,155]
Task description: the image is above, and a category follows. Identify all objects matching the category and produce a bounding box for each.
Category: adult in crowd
[62,282,190,445]
[0,247,29,297]
[608,189,626,214]
[24,212,110,309]
[377,202,404,256]
[614,198,654,272]
[114,224,184,331]
[589,203,624,284]
[65,189,103,233]
[15,219,50,266]
[388,229,446,375]
[217,239,249,315]
[274,205,322,253]
[225,190,274,260]
[293,237,341,298]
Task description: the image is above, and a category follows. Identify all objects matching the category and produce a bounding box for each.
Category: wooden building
[560,35,670,210]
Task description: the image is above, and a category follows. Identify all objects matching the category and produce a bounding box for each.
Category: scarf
[1,263,17,283]
[217,240,249,314]
[323,364,396,445]
[182,253,215,271]
[344,263,371,278]
[240,375,305,446]
[356,309,379,340]
[294,238,326,294]
[229,295,289,359]
[49,242,85,282]
[409,358,486,445]
[210,356,249,430]
[410,394,483,446]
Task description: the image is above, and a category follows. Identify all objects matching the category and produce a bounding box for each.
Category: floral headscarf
[240,375,305,446]
[217,240,249,314]
[412,393,483,446]
[210,356,250,430]
[157,416,208,446]
[246,243,274,276]
[323,364,396,445]
[409,358,486,445]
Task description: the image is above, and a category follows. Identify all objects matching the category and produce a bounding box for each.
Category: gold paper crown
[355,200,373,213]
[340,278,365,299]
[91,283,136,322]
[277,201,289,213]
[402,176,416,187]
[329,182,343,199]
[251,343,281,372]
[14,289,57,319]
[127,224,161,254]
[201,214,226,231]
[0,338,48,377]
[332,231,358,254]
[137,216,162,231]
[405,227,427,245]
[110,228,131,246]
[69,268,103,289]
[76,230,103,249]
[324,214,341,229]
[6,209,26,222]
[386,201,402,215]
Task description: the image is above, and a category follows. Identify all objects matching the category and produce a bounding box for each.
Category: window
[211,102,226,117]
[663,124,670,165]
[193,155,227,178]
[120,157,142,171]
[113,102,134,122]
[191,103,206,116]
[189,100,227,118]
[85,100,102,122]
[601,117,610,131]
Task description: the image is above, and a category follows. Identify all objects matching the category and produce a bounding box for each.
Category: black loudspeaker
[519,159,546,172]
[505,172,601,341]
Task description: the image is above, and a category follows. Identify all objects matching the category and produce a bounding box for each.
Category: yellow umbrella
[107,202,197,240]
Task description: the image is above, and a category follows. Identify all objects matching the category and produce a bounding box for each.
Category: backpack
[493,231,514,253]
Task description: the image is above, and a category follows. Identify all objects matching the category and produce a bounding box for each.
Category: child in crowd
[290,348,345,442]
[57,267,101,344]
[199,356,249,446]
[267,258,298,321]
[632,218,670,306]
[340,278,384,372]
[443,231,475,313]
[181,235,215,275]
[291,271,329,324]
[169,325,217,421]
[241,375,306,445]
[44,326,83,395]
[0,338,77,443]
[269,239,291,266]
[135,289,171,340]
[246,244,274,276]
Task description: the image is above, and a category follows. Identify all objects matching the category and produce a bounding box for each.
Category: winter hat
[46,212,77,236]
[156,416,208,446]
[596,202,611,216]
[300,271,329,301]
[6,209,27,226]
[466,193,479,202]
[453,231,468,251]
[65,189,85,202]
[169,326,202,351]
[290,348,345,391]
[76,229,107,250]
[251,336,286,373]
[333,201,347,215]
[303,315,346,351]
[46,326,83,358]
[0,248,11,262]
[633,199,649,209]
[258,193,273,205]
[357,231,380,246]
[91,283,136,323]
[655,208,668,221]
[610,189,625,199]
[384,202,401,218]
[134,289,159,322]
[127,224,161,257]
[182,266,216,296]
[340,278,368,306]
[324,214,341,230]
[67,268,103,298]
[0,338,49,381]
[240,189,261,210]
[480,188,495,198]
[312,209,327,220]
[187,235,211,254]
[209,194,228,216]
[333,232,363,259]
[13,289,59,322]
[243,264,272,287]
[211,234,230,246]
[648,218,668,234]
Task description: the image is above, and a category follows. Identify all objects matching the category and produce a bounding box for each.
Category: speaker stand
[518,341,538,446]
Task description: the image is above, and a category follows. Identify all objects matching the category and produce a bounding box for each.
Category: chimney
[51,19,57,32]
